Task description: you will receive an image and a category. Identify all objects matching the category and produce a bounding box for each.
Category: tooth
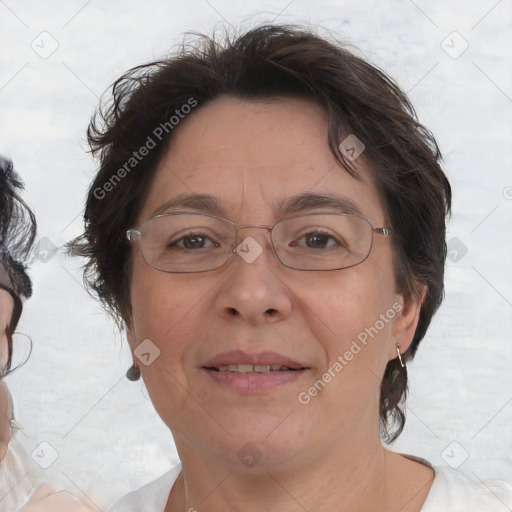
[253,365,271,373]
[215,364,291,373]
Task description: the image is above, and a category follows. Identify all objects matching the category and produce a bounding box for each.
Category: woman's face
[0,286,14,461]
[127,97,422,468]
[0,287,14,369]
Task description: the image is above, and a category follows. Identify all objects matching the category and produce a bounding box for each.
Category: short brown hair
[71,25,451,442]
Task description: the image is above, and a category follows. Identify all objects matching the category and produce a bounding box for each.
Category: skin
[0,288,14,461]
[126,96,434,512]
[18,484,94,512]
[0,287,12,368]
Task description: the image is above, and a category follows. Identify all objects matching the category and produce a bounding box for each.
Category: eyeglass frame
[126,211,391,274]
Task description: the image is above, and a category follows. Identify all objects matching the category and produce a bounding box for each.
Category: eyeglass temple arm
[374,227,390,236]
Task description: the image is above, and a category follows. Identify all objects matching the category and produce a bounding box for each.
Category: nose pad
[231,224,275,267]
[234,235,265,264]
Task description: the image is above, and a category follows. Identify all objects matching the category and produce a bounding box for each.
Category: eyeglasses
[126,212,390,273]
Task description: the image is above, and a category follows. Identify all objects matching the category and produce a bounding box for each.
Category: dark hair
[71,25,451,442]
[0,156,36,375]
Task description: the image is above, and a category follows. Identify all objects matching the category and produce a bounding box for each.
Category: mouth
[205,364,305,374]
[201,351,309,392]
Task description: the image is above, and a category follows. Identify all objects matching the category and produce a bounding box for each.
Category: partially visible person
[0,261,41,510]
[0,156,38,497]
[0,157,93,511]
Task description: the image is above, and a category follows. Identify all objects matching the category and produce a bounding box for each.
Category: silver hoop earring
[396,345,405,368]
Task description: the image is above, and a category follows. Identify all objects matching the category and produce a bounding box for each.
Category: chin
[207,415,312,468]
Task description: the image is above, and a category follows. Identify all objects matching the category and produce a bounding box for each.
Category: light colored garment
[107,461,512,512]
[0,426,44,511]
[421,465,512,511]
[107,465,182,512]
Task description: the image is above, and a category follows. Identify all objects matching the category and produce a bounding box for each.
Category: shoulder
[107,464,182,512]
[421,465,512,511]
[0,429,44,510]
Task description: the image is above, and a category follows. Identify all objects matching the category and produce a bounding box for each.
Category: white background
[1,0,511,509]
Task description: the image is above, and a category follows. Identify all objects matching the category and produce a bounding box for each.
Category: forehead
[139,97,384,223]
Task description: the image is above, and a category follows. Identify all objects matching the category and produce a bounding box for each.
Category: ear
[125,319,137,356]
[388,284,427,361]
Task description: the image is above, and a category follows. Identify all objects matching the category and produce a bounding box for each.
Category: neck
[165,427,423,512]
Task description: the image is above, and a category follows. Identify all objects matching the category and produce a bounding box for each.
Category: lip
[201,350,309,393]
[202,350,306,369]
[203,368,307,392]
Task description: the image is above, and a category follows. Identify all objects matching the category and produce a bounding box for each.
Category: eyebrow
[278,192,363,217]
[151,193,225,217]
[151,192,363,219]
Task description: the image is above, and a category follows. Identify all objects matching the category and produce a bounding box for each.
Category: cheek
[130,251,200,332]
[129,263,217,372]
[0,333,8,368]
[0,298,14,366]
[297,265,394,339]
[128,267,213,428]
[292,263,397,409]
[0,381,11,455]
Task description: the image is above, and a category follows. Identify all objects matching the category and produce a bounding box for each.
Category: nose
[215,230,293,326]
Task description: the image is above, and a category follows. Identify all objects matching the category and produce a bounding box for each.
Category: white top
[0,427,44,511]
[107,461,512,512]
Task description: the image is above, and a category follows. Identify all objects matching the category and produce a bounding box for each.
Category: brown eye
[305,233,331,249]
[289,229,344,250]
[169,232,218,250]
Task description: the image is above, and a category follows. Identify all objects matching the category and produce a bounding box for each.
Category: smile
[209,364,300,373]
[202,366,308,392]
